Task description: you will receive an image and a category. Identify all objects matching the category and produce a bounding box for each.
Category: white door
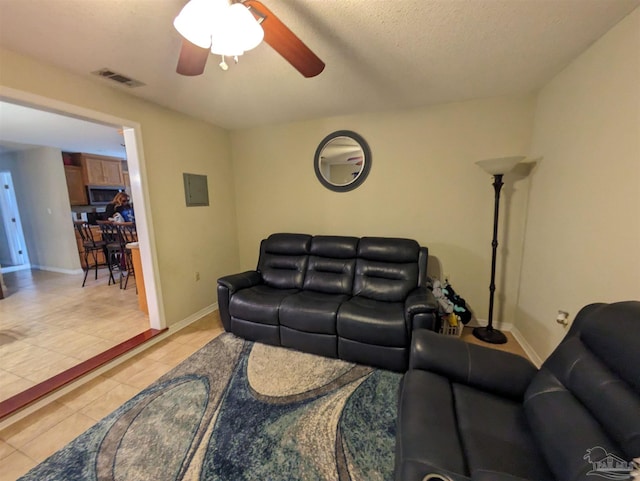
[0,171,30,270]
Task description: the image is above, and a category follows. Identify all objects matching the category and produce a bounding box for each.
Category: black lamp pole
[473,173,508,344]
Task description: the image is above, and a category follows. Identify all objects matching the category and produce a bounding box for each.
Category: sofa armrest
[410,329,537,400]
[217,271,262,331]
[405,287,438,331]
[218,270,262,293]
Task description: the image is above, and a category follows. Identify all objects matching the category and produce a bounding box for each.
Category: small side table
[126,243,148,314]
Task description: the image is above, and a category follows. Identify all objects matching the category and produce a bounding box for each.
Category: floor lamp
[473,156,525,344]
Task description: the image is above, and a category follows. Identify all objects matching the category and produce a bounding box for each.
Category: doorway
[0,89,164,417]
[0,91,162,328]
[0,171,30,272]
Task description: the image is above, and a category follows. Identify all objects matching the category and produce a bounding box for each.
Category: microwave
[87,185,125,205]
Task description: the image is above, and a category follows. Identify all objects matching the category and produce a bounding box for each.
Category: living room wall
[514,8,640,360]
[230,95,536,328]
[0,47,239,327]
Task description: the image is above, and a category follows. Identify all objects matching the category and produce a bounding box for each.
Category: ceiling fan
[174,0,325,78]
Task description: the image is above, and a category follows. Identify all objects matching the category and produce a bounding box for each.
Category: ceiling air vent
[91,68,145,88]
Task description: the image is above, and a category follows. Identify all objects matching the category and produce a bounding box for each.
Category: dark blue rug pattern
[19,333,401,481]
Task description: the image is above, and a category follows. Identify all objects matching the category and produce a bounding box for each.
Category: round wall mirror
[314,130,372,192]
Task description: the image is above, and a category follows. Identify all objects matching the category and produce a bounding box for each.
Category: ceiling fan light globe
[210,37,245,57]
[173,0,228,48]
[173,18,210,48]
[210,25,245,56]
[210,4,263,57]
[227,3,264,51]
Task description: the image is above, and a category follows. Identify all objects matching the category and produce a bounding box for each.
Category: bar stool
[116,222,138,290]
[96,220,122,286]
[73,221,114,287]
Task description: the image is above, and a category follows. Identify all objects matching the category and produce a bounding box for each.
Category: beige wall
[230,95,536,326]
[515,9,640,360]
[12,147,80,272]
[0,47,239,327]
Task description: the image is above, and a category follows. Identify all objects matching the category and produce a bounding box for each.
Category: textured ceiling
[0,0,638,130]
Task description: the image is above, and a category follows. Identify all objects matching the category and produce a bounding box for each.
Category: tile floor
[0,311,224,480]
[0,303,528,481]
[0,269,149,403]
[460,325,529,358]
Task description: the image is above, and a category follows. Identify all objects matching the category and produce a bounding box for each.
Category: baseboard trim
[30,265,84,275]
[468,318,514,331]
[469,318,543,367]
[167,302,218,332]
[510,326,543,368]
[0,264,31,274]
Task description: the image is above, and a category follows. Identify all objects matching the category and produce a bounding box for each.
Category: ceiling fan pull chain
[219,56,229,71]
[233,55,239,64]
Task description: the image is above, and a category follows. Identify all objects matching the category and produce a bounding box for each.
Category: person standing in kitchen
[105,192,135,222]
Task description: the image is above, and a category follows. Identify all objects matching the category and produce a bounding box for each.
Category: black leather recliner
[395,301,640,481]
[217,233,438,371]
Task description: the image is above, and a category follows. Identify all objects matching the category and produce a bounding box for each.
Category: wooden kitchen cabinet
[64,165,88,205]
[101,159,124,185]
[73,153,125,186]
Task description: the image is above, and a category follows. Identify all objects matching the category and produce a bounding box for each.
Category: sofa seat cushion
[280,327,337,358]
[453,383,553,480]
[280,290,349,334]
[397,370,553,481]
[229,285,298,325]
[337,296,407,347]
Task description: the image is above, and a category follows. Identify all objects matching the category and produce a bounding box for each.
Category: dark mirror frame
[314,130,372,192]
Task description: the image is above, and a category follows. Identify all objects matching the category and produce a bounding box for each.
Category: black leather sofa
[395,301,640,481]
[217,233,438,371]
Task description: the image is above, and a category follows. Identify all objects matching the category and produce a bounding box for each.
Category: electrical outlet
[195,271,200,282]
[556,310,569,326]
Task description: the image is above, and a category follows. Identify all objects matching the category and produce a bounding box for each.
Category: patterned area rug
[19,333,401,481]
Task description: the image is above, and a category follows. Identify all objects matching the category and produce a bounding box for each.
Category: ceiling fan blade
[176,38,210,76]
[244,0,325,78]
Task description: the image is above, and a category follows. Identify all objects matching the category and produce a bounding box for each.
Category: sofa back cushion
[258,233,311,289]
[303,236,358,295]
[524,302,640,481]
[353,237,420,302]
